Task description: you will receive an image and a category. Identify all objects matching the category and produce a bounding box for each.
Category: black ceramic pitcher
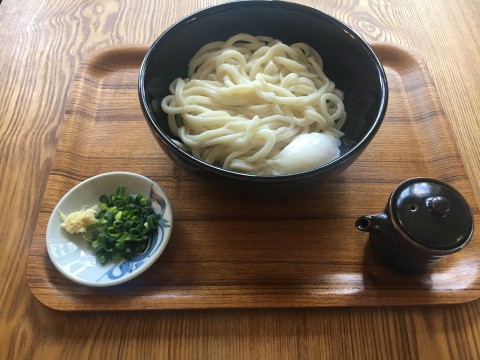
[355,178,474,274]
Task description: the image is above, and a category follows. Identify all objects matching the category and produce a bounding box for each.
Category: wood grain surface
[26,43,480,310]
[2,0,480,358]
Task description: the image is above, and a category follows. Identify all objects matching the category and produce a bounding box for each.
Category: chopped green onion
[86,185,160,265]
[117,185,126,197]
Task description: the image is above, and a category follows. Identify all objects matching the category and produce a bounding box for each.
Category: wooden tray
[27,44,480,311]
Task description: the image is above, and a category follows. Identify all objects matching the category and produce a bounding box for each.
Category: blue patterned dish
[46,172,173,287]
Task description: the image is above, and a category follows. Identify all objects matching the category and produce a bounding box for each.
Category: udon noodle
[160,33,346,175]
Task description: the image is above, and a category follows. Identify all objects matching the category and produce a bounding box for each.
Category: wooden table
[2,0,480,358]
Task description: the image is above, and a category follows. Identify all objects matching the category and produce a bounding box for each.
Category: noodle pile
[160,33,346,175]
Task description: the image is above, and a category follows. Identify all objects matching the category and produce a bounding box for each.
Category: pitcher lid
[389,178,474,250]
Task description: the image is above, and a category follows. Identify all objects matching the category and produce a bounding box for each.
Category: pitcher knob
[426,196,450,215]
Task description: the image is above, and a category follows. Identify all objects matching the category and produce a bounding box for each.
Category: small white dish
[46,172,173,287]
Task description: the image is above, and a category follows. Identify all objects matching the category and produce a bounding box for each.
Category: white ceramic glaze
[46,172,173,287]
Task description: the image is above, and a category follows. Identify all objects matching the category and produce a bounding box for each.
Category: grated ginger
[60,205,98,234]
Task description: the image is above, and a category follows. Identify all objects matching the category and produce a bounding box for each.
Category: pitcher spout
[355,213,392,235]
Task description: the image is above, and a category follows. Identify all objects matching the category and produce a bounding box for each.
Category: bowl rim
[138,0,389,181]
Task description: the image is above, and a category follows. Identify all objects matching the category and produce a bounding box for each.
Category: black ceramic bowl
[139,1,388,195]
